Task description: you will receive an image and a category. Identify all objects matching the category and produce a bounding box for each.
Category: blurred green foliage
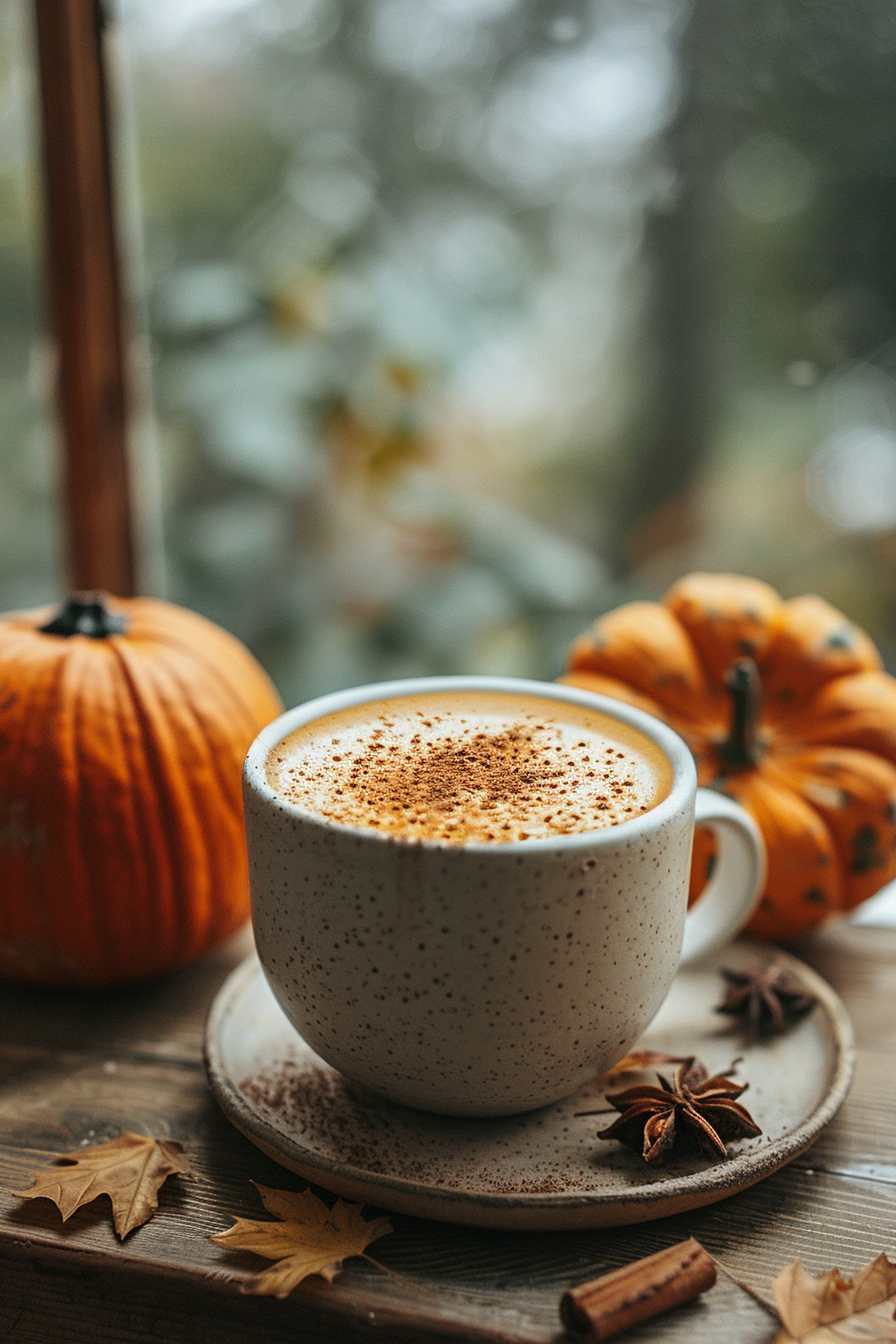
[3,0,896,695]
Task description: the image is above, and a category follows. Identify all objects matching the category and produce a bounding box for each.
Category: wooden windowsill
[1,919,895,1342]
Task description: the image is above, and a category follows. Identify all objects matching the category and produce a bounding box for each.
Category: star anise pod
[595,1057,762,1165]
[716,963,816,1038]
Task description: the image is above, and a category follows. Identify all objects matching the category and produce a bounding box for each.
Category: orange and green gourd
[561,573,896,941]
[0,593,282,987]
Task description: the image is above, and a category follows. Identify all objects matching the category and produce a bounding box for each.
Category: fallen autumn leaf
[210,1183,393,1298]
[596,1050,691,1085]
[12,1131,192,1238]
[773,1254,896,1341]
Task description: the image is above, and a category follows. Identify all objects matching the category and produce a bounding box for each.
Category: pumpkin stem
[718,656,762,771]
[39,593,128,639]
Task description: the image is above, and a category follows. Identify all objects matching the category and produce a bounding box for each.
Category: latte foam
[266,690,672,844]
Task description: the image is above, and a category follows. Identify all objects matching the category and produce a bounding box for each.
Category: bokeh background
[4,0,896,706]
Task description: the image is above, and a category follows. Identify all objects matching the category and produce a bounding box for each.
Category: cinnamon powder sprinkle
[268,692,669,844]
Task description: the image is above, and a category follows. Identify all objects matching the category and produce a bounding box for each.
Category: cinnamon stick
[560,1238,716,1339]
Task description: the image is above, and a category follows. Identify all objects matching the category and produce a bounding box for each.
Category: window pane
[117,0,896,701]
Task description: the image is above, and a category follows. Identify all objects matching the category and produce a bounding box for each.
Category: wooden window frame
[33,0,135,596]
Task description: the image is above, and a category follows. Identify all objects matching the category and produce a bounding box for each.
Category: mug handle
[680,789,767,964]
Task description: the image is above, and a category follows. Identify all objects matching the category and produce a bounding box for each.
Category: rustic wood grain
[33,0,136,595]
[1,922,895,1342]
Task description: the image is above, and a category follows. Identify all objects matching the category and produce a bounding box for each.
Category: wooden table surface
[0,919,893,1344]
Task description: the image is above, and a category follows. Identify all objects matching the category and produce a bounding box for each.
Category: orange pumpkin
[0,593,282,987]
[561,573,896,941]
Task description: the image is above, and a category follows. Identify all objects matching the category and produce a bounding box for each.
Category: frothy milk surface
[266,690,672,843]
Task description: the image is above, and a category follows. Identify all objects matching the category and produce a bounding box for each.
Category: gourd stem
[718,656,762,771]
[39,592,128,638]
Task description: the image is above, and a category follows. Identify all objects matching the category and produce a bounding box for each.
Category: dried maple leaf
[210,1183,393,1298]
[596,1050,691,1085]
[12,1131,192,1238]
[594,1056,762,1165]
[772,1254,896,1341]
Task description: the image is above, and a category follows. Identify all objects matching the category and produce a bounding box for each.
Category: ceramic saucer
[204,939,853,1231]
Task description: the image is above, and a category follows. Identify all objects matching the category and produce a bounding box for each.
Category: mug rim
[243,675,697,852]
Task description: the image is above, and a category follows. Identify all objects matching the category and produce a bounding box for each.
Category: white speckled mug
[243,676,765,1117]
